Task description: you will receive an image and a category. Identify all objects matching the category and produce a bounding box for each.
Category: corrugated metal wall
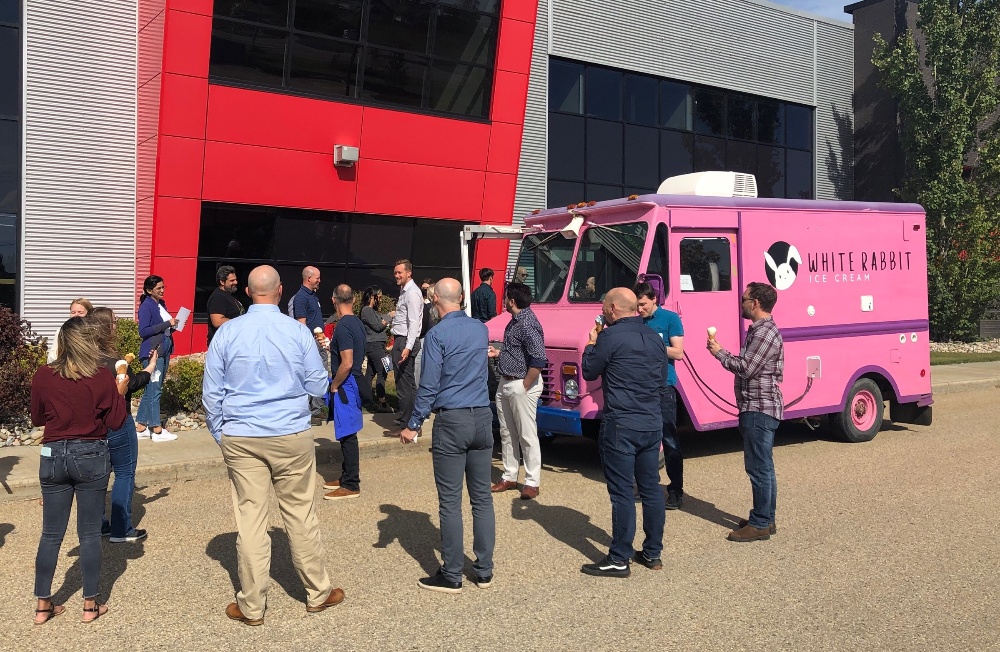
[22,0,137,337]
[510,0,856,262]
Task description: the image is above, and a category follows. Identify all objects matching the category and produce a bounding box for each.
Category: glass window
[433,7,495,65]
[586,119,623,185]
[727,140,756,177]
[728,95,754,141]
[412,219,465,267]
[288,35,359,97]
[547,113,585,181]
[624,74,657,126]
[786,103,812,150]
[548,180,584,208]
[210,20,287,87]
[757,146,785,198]
[693,135,725,172]
[679,237,731,292]
[0,0,17,23]
[757,101,783,145]
[660,130,693,180]
[0,213,16,309]
[361,48,427,108]
[660,81,690,130]
[515,231,576,303]
[0,26,17,117]
[198,204,276,259]
[693,89,725,136]
[344,266,397,297]
[646,223,669,295]
[786,149,813,199]
[293,0,362,39]
[585,184,623,202]
[214,0,289,27]
[367,0,431,54]
[272,210,350,263]
[585,67,622,120]
[569,222,648,302]
[349,214,413,266]
[438,0,498,10]
[624,125,659,189]
[0,120,18,213]
[427,62,488,118]
[549,60,584,114]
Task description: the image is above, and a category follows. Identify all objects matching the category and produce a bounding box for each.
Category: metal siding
[816,22,854,200]
[23,0,137,336]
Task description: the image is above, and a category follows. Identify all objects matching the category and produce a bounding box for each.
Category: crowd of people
[26,256,784,623]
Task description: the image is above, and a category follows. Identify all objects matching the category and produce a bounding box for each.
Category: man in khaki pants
[488,282,547,500]
[203,265,345,625]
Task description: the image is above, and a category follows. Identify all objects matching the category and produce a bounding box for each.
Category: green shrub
[115,318,143,371]
[162,357,205,414]
[0,308,45,428]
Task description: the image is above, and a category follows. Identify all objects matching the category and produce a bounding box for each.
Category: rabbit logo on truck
[764,241,802,290]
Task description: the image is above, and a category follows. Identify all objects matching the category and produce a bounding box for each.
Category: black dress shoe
[473,574,493,588]
[581,556,630,578]
[417,571,462,593]
[665,490,683,510]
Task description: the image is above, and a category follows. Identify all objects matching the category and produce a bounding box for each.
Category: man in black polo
[470,268,497,323]
[207,265,244,346]
[581,287,666,578]
[292,265,327,424]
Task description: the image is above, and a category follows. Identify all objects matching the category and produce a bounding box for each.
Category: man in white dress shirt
[390,259,425,429]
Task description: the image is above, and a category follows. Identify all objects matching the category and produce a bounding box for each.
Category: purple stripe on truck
[780,319,929,343]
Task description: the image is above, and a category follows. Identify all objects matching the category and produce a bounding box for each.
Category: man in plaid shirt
[708,282,784,543]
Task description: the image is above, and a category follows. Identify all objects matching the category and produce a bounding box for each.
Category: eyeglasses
[741,297,753,304]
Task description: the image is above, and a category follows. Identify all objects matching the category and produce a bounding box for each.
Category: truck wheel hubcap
[851,390,877,430]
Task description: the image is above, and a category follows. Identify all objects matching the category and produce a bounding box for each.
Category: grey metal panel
[816,22,855,200]
[22,0,137,337]
[509,0,549,276]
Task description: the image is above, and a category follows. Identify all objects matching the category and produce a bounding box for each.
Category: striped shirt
[714,316,784,420]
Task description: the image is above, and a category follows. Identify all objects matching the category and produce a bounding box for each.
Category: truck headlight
[563,378,579,400]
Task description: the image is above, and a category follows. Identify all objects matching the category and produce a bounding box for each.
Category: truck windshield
[568,221,649,303]
[514,232,576,303]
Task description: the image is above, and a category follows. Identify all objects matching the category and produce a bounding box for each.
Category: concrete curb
[929,379,999,395]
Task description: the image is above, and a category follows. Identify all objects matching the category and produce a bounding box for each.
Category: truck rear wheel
[832,378,884,443]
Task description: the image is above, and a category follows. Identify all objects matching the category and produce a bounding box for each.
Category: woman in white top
[46,298,93,363]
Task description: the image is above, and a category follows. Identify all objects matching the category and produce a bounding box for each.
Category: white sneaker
[151,429,177,442]
[136,428,152,440]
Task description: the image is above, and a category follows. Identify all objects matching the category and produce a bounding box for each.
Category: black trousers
[661,386,684,494]
[392,337,420,424]
[339,434,360,491]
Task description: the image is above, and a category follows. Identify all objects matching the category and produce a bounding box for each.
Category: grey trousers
[431,406,495,583]
[311,342,330,418]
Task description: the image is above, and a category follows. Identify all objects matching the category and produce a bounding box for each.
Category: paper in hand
[175,307,191,331]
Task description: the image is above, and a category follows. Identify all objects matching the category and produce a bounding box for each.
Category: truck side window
[679,237,732,292]
[647,223,670,295]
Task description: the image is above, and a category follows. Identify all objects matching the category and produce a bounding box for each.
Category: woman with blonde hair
[89,307,158,543]
[46,298,93,363]
[30,316,128,624]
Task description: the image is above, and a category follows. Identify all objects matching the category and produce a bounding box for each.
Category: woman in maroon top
[30,316,128,624]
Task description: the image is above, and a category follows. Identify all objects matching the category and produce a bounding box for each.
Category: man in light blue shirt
[202,265,344,625]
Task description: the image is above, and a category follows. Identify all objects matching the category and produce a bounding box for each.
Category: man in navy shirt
[582,287,666,578]
[400,278,494,594]
[323,284,367,501]
[292,266,326,424]
[470,267,497,322]
[634,281,685,510]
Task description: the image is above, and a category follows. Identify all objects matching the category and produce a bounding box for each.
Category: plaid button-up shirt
[714,316,784,420]
[496,306,547,378]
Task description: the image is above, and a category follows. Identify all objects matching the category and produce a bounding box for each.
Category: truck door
[671,230,742,429]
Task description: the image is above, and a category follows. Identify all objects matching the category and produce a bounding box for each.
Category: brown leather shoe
[307,588,345,613]
[491,480,518,493]
[519,485,539,500]
[226,602,263,626]
[324,487,360,500]
[738,519,777,535]
[727,524,771,542]
[322,479,340,490]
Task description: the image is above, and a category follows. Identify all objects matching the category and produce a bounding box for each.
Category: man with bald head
[292,265,327,424]
[581,287,667,578]
[203,265,345,625]
[400,278,495,593]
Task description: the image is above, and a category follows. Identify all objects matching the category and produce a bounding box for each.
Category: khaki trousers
[220,430,332,618]
[496,375,543,487]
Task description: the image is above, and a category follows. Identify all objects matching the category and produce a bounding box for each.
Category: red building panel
[500,0,539,23]
[161,9,211,79]
[157,136,206,199]
[481,172,519,224]
[206,85,364,155]
[487,121,524,174]
[166,0,212,16]
[152,197,202,259]
[150,255,198,349]
[355,160,486,221]
[160,73,209,139]
[138,8,164,85]
[360,108,491,170]
[489,70,530,124]
[496,17,536,74]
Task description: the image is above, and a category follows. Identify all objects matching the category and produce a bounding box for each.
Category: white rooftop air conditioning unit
[657,171,758,198]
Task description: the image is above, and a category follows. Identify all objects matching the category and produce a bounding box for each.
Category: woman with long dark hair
[30,317,128,624]
[135,275,178,442]
[90,307,158,542]
[359,285,393,413]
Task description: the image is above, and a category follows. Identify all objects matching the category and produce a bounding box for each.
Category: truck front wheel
[832,378,884,443]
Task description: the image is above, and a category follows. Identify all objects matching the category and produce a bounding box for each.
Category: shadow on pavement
[677,494,741,530]
[537,437,606,484]
[511,499,611,562]
[206,528,307,602]
[0,454,18,495]
[372,504,449,577]
[132,485,171,531]
[0,523,15,547]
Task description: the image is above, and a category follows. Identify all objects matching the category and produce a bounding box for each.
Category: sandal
[81,602,108,623]
[33,602,65,625]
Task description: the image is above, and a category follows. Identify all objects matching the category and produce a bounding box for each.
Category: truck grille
[540,362,555,401]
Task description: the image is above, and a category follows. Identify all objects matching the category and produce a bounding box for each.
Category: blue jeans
[35,439,111,599]
[598,415,664,562]
[136,354,168,428]
[739,411,780,528]
[661,386,683,494]
[103,415,138,537]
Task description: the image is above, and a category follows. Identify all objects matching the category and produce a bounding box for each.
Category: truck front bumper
[537,406,583,437]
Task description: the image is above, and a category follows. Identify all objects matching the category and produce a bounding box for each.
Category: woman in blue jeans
[135,275,178,442]
[90,307,156,542]
[30,316,128,624]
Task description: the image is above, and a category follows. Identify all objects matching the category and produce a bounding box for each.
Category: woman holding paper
[135,275,178,442]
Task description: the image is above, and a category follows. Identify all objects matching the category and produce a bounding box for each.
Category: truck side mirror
[639,274,665,305]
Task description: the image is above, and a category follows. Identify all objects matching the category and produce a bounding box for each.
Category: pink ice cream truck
[462,171,933,443]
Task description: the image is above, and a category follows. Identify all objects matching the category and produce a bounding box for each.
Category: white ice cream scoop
[707,326,717,340]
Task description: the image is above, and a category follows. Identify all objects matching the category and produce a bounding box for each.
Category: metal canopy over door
[670,227,741,430]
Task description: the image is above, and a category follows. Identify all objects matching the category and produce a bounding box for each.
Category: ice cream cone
[115,359,129,375]
[707,326,717,342]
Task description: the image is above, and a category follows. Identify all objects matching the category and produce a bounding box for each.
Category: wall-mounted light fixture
[334,144,359,167]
